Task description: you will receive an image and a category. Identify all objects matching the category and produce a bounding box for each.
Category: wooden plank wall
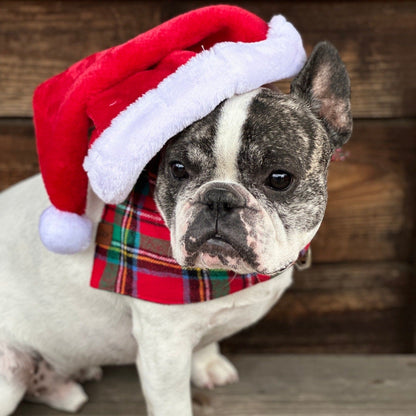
[1,0,415,352]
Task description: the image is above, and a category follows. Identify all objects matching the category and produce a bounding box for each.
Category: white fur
[0,174,292,416]
[83,15,306,205]
[214,90,259,181]
[191,343,239,389]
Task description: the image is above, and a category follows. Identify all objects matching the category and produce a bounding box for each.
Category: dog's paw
[48,381,88,413]
[27,380,88,413]
[191,349,239,390]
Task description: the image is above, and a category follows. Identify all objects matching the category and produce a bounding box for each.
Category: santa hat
[33,5,306,254]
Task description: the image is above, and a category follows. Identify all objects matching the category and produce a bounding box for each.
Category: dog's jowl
[0,20,351,416]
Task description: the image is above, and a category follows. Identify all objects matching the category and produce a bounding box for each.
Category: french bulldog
[0,41,351,416]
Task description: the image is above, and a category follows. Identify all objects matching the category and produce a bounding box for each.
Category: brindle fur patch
[155,42,352,274]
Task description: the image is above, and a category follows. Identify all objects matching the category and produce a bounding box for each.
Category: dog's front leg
[131,302,194,416]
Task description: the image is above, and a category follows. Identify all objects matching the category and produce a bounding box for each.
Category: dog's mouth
[187,233,243,257]
[200,235,243,260]
[183,233,258,273]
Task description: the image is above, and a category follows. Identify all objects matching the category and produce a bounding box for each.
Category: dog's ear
[291,41,352,149]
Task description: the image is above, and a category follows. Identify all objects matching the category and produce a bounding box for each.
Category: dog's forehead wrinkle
[170,126,215,157]
[185,144,213,169]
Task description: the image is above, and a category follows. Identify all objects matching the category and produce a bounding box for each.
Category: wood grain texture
[0,0,161,117]
[14,355,416,415]
[1,118,415,263]
[0,119,38,191]
[314,118,416,263]
[223,262,413,353]
[1,0,415,118]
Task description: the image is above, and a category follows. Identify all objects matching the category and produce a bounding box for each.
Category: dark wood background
[1,0,415,353]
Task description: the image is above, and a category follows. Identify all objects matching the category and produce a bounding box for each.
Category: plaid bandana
[90,170,309,304]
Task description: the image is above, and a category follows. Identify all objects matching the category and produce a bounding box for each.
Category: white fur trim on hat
[39,206,93,254]
[84,15,306,204]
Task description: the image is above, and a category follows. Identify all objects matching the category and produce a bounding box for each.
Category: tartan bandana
[90,170,303,304]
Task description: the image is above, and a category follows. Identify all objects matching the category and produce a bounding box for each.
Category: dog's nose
[201,187,244,215]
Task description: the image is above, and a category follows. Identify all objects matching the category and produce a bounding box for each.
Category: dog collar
[90,171,311,304]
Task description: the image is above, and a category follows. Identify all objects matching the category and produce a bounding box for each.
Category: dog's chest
[198,271,292,346]
[131,269,292,349]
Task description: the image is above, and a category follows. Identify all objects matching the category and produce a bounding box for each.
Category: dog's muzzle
[183,184,257,265]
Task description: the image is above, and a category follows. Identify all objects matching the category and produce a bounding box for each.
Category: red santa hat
[33,5,306,254]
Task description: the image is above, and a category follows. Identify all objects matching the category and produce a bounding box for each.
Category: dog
[0,41,351,416]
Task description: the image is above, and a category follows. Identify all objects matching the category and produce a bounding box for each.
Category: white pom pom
[39,206,93,254]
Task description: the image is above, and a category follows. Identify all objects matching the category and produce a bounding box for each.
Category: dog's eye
[170,161,189,180]
[266,170,293,191]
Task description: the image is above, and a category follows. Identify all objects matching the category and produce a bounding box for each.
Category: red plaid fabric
[90,170,275,304]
